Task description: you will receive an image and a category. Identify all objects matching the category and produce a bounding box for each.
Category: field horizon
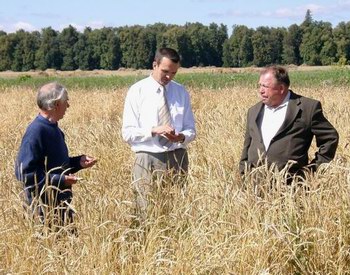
[0,64,349,79]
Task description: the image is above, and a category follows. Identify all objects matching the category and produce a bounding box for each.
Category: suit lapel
[252,103,266,150]
[275,91,301,137]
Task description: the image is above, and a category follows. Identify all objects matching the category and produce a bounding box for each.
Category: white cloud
[87,21,105,29]
[0,20,107,33]
[14,21,37,32]
[271,5,325,19]
[302,4,326,15]
[0,21,38,33]
[209,10,253,18]
[275,8,302,18]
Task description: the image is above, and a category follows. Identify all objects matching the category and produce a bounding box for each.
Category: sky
[1,0,350,34]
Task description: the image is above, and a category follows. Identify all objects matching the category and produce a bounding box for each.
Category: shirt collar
[149,75,169,93]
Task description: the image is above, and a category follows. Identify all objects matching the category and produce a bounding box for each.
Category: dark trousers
[23,183,74,229]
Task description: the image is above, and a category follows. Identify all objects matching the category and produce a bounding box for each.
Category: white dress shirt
[122,75,196,153]
[261,92,290,150]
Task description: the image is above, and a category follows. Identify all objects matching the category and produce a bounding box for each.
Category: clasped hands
[152,125,185,143]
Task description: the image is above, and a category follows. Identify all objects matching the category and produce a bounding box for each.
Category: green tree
[301,9,313,30]
[223,25,254,67]
[270,27,286,64]
[206,23,228,67]
[35,27,62,70]
[59,25,79,70]
[184,22,209,66]
[184,22,227,67]
[86,29,104,69]
[160,25,194,67]
[74,28,94,70]
[282,24,303,65]
[99,27,121,70]
[118,25,156,69]
[251,27,285,66]
[0,33,16,71]
[87,28,122,69]
[300,21,336,65]
[222,38,233,67]
[320,31,337,65]
[333,21,350,65]
[11,30,40,71]
[239,32,254,67]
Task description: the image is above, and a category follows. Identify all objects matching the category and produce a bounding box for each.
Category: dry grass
[1,82,350,274]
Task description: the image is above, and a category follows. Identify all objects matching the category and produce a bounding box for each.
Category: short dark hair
[154,47,181,64]
[260,65,290,87]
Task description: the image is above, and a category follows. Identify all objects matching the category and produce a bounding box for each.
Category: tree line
[0,10,349,71]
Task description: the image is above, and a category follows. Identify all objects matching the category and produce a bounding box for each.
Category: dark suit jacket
[239,91,339,175]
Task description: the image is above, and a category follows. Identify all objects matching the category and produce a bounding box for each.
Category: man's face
[55,96,69,121]
[152,57,180,86]
[258,72,285,108]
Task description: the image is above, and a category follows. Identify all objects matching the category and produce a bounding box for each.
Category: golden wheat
[1,83,349,274]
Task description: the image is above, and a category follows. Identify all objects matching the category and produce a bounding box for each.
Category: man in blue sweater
[15,82,97,229]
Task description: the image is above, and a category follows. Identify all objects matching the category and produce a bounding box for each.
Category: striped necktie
[158,86,172,148]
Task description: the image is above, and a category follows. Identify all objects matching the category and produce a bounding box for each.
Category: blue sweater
[15,114,82,196]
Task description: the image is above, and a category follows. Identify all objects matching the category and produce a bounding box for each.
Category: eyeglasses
[257,83,280,90]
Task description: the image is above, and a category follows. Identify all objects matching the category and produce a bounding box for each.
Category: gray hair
[37,82,68,111]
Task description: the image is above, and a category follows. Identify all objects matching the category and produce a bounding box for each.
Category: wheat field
[1,77,350,274]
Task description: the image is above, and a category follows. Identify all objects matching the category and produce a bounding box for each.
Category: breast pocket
[288,118,309,136]
[293,117,308,130]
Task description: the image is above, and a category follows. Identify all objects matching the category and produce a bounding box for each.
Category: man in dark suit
[239,65,339,179]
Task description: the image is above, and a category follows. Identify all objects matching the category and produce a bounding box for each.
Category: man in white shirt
[122,47,196,220]
[239,65,338,182]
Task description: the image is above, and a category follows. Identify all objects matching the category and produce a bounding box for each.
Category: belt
[136,148,186,155]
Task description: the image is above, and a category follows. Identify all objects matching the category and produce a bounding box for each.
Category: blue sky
[1,0,350,33]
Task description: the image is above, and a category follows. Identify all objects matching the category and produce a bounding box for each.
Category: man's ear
[152,61,157,69]
[279,84,286,94]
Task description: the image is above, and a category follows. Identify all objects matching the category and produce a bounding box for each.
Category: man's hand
[151,125,175,136]
[152,125,185,143]
[163,132,185,143]
[80,155,97,168]
[64,174,80,185]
